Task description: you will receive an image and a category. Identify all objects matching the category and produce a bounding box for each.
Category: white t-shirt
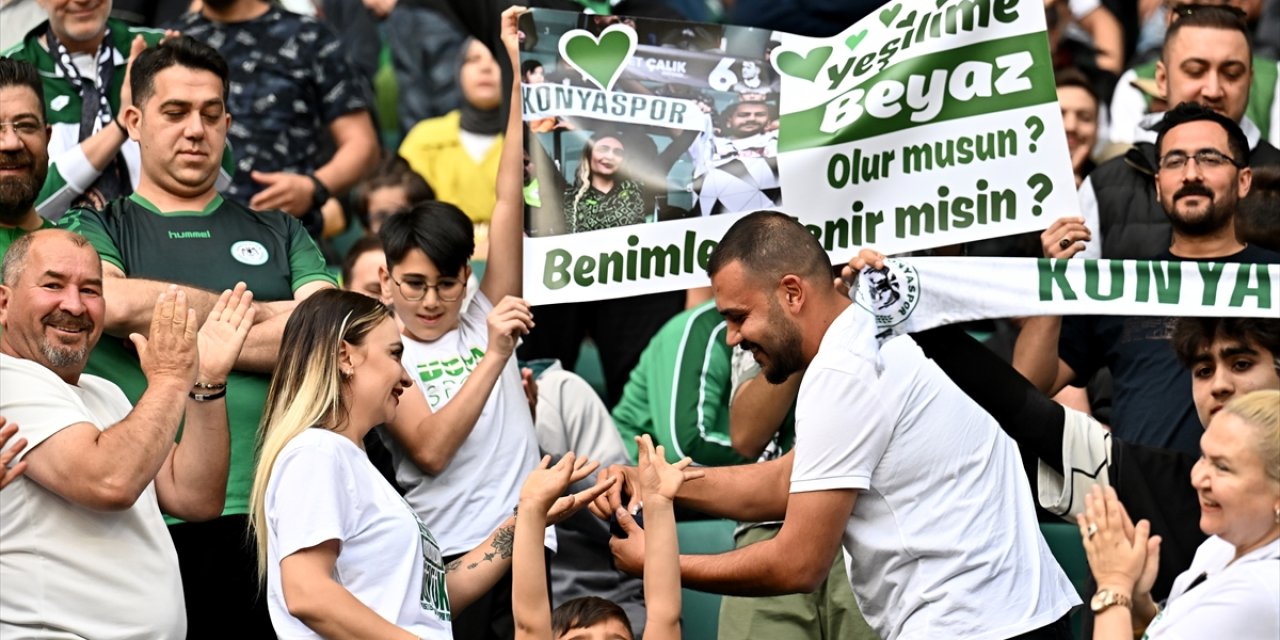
[790,306,1080,640]
[383,290,544,556]
[265,428,453,639]
[0,354,186,640]
[1143,536,1279,639]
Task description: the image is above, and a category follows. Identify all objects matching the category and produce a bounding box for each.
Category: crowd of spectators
[0,0,1277,639]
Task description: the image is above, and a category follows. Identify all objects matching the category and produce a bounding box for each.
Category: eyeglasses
[0,120,43,138]
[1158,149,1242,171]
[389,274,466,302]
[1168,3,1246,21]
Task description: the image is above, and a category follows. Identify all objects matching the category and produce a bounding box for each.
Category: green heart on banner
[559,25,638,92]
[879,3,901,26]
[844,29,868,51]
[775,45,833,82]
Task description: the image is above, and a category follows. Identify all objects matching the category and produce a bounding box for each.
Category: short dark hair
[551,597,633,639]
[378,201,474,277]
[1054,67,1097,103]
[1172,317,1280,373]
[0,58,45,109]
[130,35,230,107]
[352,154,434,230]
[521,59,543,77]
[707,210,831,285]
[340,234,384,288]
[1155,101,1250,166]
[1238,166,1280,251]
[1164,4,1252,61]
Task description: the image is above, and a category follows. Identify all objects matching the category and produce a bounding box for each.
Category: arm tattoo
[463,525,517,570]
[445,558,462,573]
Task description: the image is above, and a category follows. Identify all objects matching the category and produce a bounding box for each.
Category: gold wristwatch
[1091,589,1133,613]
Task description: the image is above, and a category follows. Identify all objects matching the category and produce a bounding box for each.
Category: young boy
[375,9,542,637]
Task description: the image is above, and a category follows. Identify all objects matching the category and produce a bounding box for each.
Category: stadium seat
[1041,521,1088,639]
[675,519,737,639]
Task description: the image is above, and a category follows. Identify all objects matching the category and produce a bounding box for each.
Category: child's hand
[635,435,697,502]
[500,5,527,53]
[519,453,578,512]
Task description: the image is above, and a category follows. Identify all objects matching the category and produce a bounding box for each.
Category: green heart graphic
[879,3,901,26]
[775,46,833,82]
[560,26,637,92]
[844,29,868,51]
[896,10,917,28]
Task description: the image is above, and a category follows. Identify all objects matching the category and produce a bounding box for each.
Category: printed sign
[518,2,1076,303]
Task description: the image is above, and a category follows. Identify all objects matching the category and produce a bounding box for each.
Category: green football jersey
[61,193,335,520]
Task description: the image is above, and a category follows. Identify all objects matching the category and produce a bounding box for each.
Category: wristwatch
[307,173,330,208]
[1090,589,1133,613]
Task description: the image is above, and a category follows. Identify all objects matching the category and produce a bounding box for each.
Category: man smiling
[0,59,54,258]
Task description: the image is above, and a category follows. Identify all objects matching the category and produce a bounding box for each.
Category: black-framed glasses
[1168,3,1246,21]
[1158,149,1243,171]
[389,273,466,302]
[0,120,43,138]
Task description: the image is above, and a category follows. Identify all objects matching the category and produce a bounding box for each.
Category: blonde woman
[1080,389,1280,639]
[249,290,609,639]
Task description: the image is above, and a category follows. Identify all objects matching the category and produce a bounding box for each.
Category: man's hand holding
[1041,217,1092,259]
[486,296,533,360]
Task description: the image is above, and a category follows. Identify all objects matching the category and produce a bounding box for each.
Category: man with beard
[0,59,54,259]
[1074,6,1280,260]
[3,0,233,219]
[595,211,1081,640]
[1017,102,1280,458]
[691,100,782,215]
[58,37,335,637]
[0,229,250,638]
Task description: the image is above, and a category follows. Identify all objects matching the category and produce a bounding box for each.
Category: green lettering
[574,255,596,287]
[544,249,572,290]
[1228,263,1272,308]
[1198,262,1226,305]
[1038,258,1077,301]
[1084,260,1124,301]
[641,243,680,278]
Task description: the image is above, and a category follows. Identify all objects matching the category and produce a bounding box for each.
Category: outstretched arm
[480,6,528,302]
[634,435,690,640]
[511,453,583,640]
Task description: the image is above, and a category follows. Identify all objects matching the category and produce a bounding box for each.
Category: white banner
[854,258,1280,336]
[518,1,1078,304]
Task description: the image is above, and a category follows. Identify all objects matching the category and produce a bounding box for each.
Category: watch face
[1090,590,1112,613]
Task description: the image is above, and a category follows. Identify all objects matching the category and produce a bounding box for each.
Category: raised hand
[0,417,29,490]
[500,5,528,55]
[838,248,887,294]
[196,282,257,382]
[131,287,199,388]
[486,295,534,360]
[520,453,580,513]
[636,434,698,502]
[544,455,615,527]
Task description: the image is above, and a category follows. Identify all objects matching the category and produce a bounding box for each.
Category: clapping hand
[132,287,199,388]
[1078,485,1161,599]
[196,283,257,383]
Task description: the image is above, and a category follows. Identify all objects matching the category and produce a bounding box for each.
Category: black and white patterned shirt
[173,7,370,209]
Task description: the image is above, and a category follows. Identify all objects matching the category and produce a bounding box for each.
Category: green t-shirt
[0,217,55,258]
[60,194,335,520]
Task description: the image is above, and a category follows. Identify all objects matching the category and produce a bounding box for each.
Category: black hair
[706,210,830,285]
[520,59,543,77]
[351,154,434,230]
[378,201,475,277]
[0,58,45,109]
[551,597,633,639]
[340,234,384,288]
[1154,101,1250,166]
[1054,66,1098,104]
[1164,4,1252,61]
[1172,318,1280,372]
[130,35,230,107]
[1238,166,1280,251]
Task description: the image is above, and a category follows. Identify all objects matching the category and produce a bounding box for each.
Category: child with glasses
[372,8,547,638]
